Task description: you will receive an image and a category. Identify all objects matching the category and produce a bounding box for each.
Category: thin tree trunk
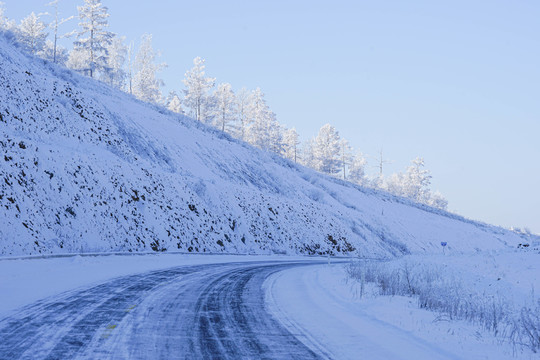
[53,4,58,63]
[89,28,94,78]
[222,110,225,132]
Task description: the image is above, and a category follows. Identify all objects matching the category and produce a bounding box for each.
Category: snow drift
[0,35,531,257]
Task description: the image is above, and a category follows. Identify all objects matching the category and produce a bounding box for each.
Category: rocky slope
[0,35,530,257]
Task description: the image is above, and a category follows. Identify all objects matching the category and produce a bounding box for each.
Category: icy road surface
[0,261,325,360]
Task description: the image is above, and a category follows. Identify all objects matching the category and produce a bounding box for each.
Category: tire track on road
[0,261,324,360]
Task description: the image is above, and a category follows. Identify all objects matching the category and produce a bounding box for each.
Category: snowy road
[0,261,325,360]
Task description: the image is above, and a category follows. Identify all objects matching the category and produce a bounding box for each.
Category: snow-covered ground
[2,251,538,358]
[0,33,534,258]
[265,250,540,359]
[392,250,540,309]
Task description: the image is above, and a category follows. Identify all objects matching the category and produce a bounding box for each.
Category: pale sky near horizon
[4,0,540,234]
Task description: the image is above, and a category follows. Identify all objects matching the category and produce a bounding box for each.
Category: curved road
[0,261,326,360]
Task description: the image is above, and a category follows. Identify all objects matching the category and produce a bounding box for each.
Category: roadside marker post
[441,241,447,254]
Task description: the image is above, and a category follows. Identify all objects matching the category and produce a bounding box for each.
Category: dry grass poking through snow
[346,259,540,353]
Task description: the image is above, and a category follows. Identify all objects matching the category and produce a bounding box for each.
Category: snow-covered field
[386,250,540,309]
[266,250,540,359]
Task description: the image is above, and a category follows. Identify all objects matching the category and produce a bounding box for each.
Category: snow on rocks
[0,33,534,257]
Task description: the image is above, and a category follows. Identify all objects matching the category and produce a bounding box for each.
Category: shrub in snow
[346,260,540,353]
[511,301,540,352]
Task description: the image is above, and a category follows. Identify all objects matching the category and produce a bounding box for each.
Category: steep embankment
[0,36,529,257]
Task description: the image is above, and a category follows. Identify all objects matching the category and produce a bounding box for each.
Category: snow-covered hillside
[0,35,532,257]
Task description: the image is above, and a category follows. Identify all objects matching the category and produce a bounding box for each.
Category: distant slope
[0,35,530,257]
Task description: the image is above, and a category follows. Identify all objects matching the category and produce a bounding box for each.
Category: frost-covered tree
[384,157,436,205]
[235,87,252,140]
[166,91,183,114]
[348,151,368,185]
[312,123,341,175]
[385,157,449,209]
[428,191,448,210]
[0,2,5,29]
[132,34,165,104]
[18,12,48,55]
[101,36,126,88]
[38,39,68,65]
[371,174,384,189]
[245,88,265,146]
[46,0,74,64]
[182,56,215,122]
[267,117,284,155]
[283,127,300,163]
[339,139,353,180]
[402,157,432,203]
[301,138,317,169]
[0,2,15,32]
[126,41,134,94]
[212,83,236,133]
[166,91,183,113]
[73,0,114,78]
[246,88,282,153]
[66,47,91,73]
[385,172,406,197]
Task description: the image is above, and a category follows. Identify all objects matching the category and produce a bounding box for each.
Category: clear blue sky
[4,0,540,234]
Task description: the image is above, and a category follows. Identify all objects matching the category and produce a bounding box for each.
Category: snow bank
[266,260,538,359]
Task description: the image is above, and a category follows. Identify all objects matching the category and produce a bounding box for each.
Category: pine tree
[283,127,300,163]
[348,151,368,185]
[182,57,215,122]
[212,83,236,133]
[132,34,165,104]
[312,123,341,175]
[73,0,114,78]
[18,12,48,55]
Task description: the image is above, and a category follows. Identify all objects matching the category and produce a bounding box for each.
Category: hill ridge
[0,34,530,257]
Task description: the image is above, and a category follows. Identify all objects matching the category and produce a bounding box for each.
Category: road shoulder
[264,263,524,360]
